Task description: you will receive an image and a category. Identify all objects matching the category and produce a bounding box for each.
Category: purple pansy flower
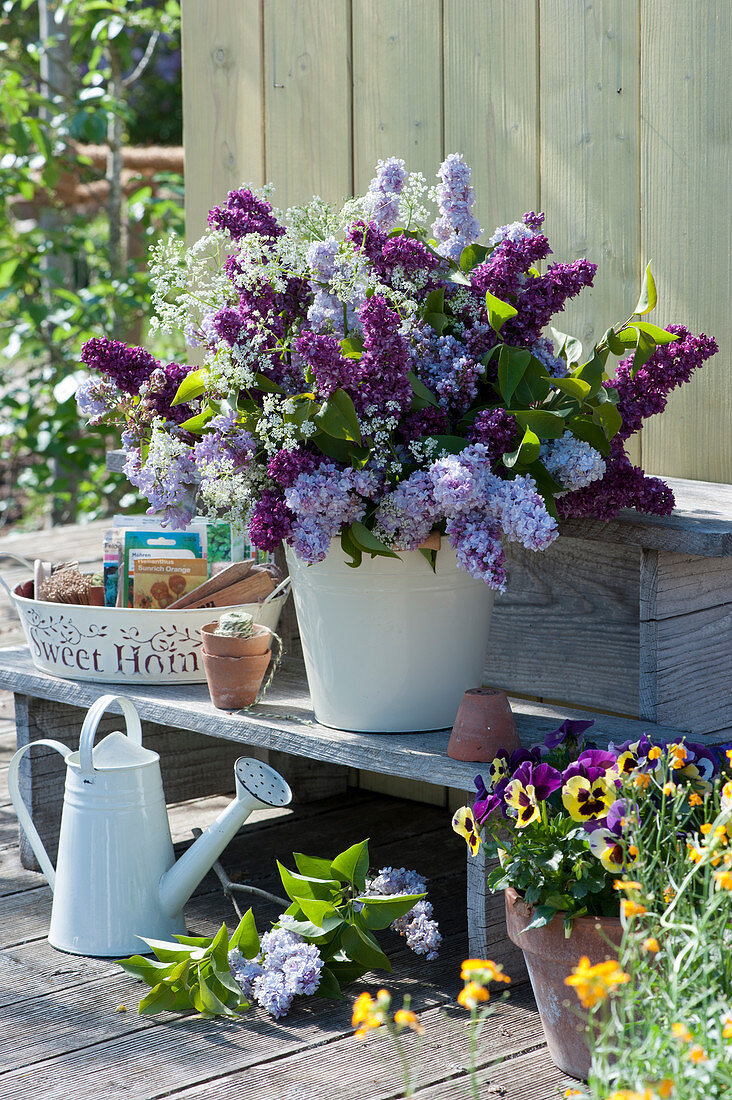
[511,761,562,802]
[544,718,595,750]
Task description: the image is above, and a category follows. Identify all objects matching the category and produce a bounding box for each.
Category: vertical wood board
[181,0,264,241]
[352,0,443,192]
[443,0,539,234]
[264,0,352,212]
[640,0,731,482]
[539,0,641,352]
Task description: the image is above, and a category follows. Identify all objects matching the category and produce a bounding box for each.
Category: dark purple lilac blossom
[266,447,318,488]
[248,488,294,551]
[353,294,412,416]
[398,406,449,443]
[557,439,676,521]
[468,409,518,464]
[207,187,284,240]
[293,331,352,398]
[80,337,160,395]
[144,362,198,424]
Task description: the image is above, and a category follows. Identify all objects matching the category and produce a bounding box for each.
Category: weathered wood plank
[181,0,264,241]
[443,0,539,233]
[264,0,352,212]
[352,0,443,193]
[641,1,732,483]
[639,549,732,736]
[487,536,640,715]
[413,1046,575,1100]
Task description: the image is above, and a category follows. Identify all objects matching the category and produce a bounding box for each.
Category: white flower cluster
[148,230,234,335]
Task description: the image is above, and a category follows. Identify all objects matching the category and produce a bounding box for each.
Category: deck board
[0,779,571,1098]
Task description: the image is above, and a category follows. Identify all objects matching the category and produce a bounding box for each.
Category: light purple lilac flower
[374,470,439,551]
[306,236,340,281]
[484,474,558,551]
[229,925,324,1019]
[409,328,480,414]
[365,157,408,231]
[75,375,119,424]
[432,153,481,262]
[531,336,569,378]
[123,430,197,530]
[445,509,507,590]
[541,432,606,492]
[366,867,441,962]
[194,410,256,479]
[285,462,379,563]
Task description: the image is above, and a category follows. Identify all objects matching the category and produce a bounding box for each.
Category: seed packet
[103,530,123,607]
[133,558,208,609]
[122,530,202,607]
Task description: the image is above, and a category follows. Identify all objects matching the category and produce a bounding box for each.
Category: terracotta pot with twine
[200,613,281,710]
[504,887,623,1080]
[447,688,520,761]
[201,622,272,659]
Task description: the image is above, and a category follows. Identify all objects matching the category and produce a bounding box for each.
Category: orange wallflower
[671,1022,692,1042]
[394,1008,424,1035]
[633,772,651,791]
[642,937,660,953]
[715,869,732,891]
[460,958,510,984]
[700,823,712,835]
[565,956,630,1009]
[622,899,647,919]
[688,1045,707,1063]
[457,981,490,1009]
[614,879,643,892]
[688,792,703,807]
[352,990,389,1039]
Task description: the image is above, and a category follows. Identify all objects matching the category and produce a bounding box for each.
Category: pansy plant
[451,724,732,931]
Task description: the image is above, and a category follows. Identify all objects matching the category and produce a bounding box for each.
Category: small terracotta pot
[202,650,271,709]
[447,688,520,761]
[201,622,272,658]
[505,887,623,1080]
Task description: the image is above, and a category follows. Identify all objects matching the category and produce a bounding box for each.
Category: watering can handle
[7,739,72,891]
[79,694,143,783]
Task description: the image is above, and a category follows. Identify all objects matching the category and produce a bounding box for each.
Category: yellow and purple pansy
[544,718,594,751]
[505,779,540,827]
[505,761,562,828]
[452,805,481,855]
[587,800,638,872]
[562,772,616,822]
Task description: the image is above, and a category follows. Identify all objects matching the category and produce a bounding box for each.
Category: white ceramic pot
[285,541,494,732]
[11,585,288,685]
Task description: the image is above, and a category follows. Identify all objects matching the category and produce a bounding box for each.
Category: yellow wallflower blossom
[688,792,703,807]
[668,743,688,769]
[622,899,647,919]
[715,869,732,891]
[604,1089,648,1100]
[564,1090,583,1098]
[452,806,482,857]
[663,885,675,904]
[662,782,676,796]
[687,844,703,864]
[700,823,712,835]
[457,981,491,1009]
[722,780,732,813]
[714,825,728,844]
[614,879,643,892]
[655,1080,674,1098]
[633,772,651,791]
[722,1012,732,1039]
[461,958,510,985]
[642,937,660,953]
[647,745,663,761]
[688,1045,707,1063]
[671,1022,692,1042]
[565,956,630,1009]
[352,990,390,1039]
[394,1008,424,1035]
[726,749,732,766]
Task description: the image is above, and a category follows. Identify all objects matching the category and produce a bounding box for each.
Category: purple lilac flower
[544,718,595,750]
[445,509,507,590]
[368,866,427,897]
[471,231,552,303]
[374,470,439,551]
[392,899,442,961]
[531,336,569,378]
[409,328,480,414]
[267,447,318,488]
[379,234,445,289]
[207,187,284,240]
[80,336,160,394]
[193,410,256,475]
[306,236,340,281]
[432,153,481,262]
[541,432,606,492]
[501,260,597,347]
[293,330,353,398]
[484,474,558,551]
[143,362,198,424]
[364,157,408,232]
[557,439,676,521]
[229,926,324,1019]
[468,409,518,464]
[249,488,294,551]
[353,295,412,416]
[398,406,449,443]
[612,326,719,441]
[511,761,562,801]
[211,305,246,347]
[123,433,197,530]
[75,375,119,424]
[227,951,264,998]
[487,212,545,248]
[285,462,379,563]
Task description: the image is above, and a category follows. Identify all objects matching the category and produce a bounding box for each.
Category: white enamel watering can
[7,694,292,957]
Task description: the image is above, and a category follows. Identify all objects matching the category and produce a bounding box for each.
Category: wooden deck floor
[0,522,574,1098]
[0,710,573,1099]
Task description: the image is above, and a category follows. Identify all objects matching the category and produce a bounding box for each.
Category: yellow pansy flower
[452,805,481,856]
[562,774,616,822]
[505,778,540,828]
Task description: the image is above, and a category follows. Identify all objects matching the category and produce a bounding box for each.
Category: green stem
[468,1006,480,1100]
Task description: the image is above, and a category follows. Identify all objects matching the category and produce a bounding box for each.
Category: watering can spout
[159,758,292,919]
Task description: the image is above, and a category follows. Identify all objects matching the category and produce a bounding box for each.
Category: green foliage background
[0,0,185,528]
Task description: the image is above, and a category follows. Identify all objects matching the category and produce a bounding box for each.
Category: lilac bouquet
[452,720,732,927]
[78,154,717,589]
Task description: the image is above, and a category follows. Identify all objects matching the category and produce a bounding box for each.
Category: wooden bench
[0,646,698,957]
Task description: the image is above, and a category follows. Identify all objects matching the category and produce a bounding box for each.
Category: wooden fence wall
[181,0,730,483]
